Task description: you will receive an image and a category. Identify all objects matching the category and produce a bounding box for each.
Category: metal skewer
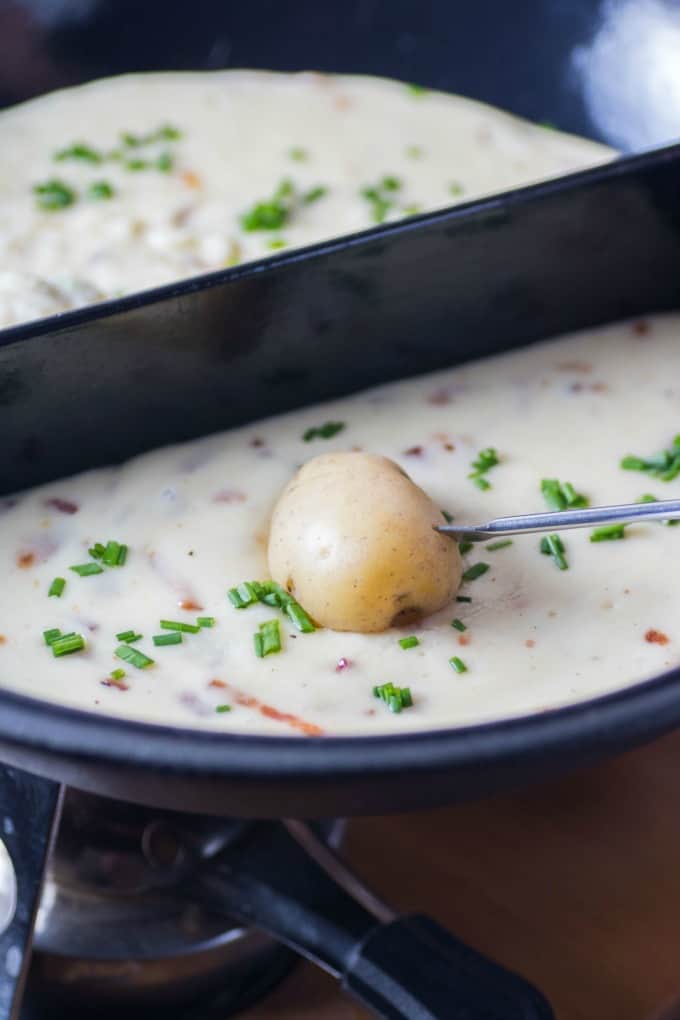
[436,499,680,543]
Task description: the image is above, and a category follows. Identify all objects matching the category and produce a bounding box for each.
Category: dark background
[0,0,611,137]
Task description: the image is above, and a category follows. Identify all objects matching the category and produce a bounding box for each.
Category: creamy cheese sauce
[0,70,611,328]
[2,314,679,734]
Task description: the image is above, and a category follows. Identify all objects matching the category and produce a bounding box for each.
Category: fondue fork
[436,499,680,543]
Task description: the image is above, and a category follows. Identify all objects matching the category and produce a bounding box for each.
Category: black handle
[0,767,62,1020]
[189,820,553,1020]
[344,913,551,1020]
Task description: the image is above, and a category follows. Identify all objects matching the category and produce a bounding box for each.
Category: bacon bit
[17,552,35,568]
[350,445,364,452]
[178,598,204,612]
[216,681,324,736]
[569,381,608,393]
[45,497,78,514]
[101,677,129,691]
[645,628,670,645]
[404,445,423,457]
[335,657,350,672]
[633,320,650,335]
[334,94,352,111]
[213,489,246,504]
[209,678,227,689]
[556,361,592,373]
[0,636,6,645]
[525,639,535,648]
[428,388,451,405]
[250,437,265,448]
[181,170,203,190]
[458,634,470,646]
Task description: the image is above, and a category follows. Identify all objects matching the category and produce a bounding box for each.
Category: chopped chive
[52,633,85,657]
[254,619,281,657]
[228,581,259,608]
[125,158,150,171]
[197,616,216,628]
[441,509,454,523]
[451,619,466,632]
[541,478,589,511]
[468,447,499,490]
[70,562,104,576]
[153,631,183,646]
[87,180,115,201]
[302,185,327,204]
[216,704,232,713]
[89,542,106,560]
[43,628,62,646]
[485,539,513,551]
[267,238,287,250]
[405,144,423,159]
[102,540,127,566]
[156,151,173,173]
[462,562,489,582]
[458,541,473,555]
[621,435,680,481]
[407,82,428,96]
[285,600,315,633]
[241,178,294,231]
[449,181,464,196]
[456,595,472,603]
[399,636,419,649]
[110,668,126,680]
[55,142,102,164]
[303,421,345,442]
[114,645,154,669]
[540,533,568,570]
[449,656,467,673]
[48,577,66,598]
[590,524,626,542]
[160,619,200,633]
[115,629,143,643]
[289,147,307,161]
[373,682,413,712]
[33,179,76,211]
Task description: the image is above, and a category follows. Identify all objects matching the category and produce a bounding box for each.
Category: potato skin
[267,452,462,632]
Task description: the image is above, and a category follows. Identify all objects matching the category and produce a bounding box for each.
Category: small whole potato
[267,452,462,632]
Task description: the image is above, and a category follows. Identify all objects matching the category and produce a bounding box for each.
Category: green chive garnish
[70,562,104,577]
[254,619,281,657]
[449,181,463,196]
[590,524,626,542]
[449,656,467,673]
[456,595,472,603]
[43,628,62,646]
[451,619,466,632]
[48,577,65,598]
[241,178,294,231]
[153,631,183,646]
[216,704,232,713]
[621,435,680,481]
[399,636,419,650]
[228,580,315,633]
[115,645,154,669]
[110,668,126,680]
[115,630,142,643]
[468,448,499,490]
[441,509,454,523]
[102,541,127,566]
[541,478,589,511]
[55,142,102,164]
[407,82,427,96]
[197,616,216,628]
[52,633,85,657]
[485,539,513,551]
[267,238,287,250]
[285,601,315,633]
[156,151,173,173]
[303,421,345,442]
[289,147,307,161]
[458,541,473,555]
[160,619,200,634]
[462,562,489,582]
[373,682,413,712]
[405,145,423,159]
[89,543,106,560]
[302,185,327,204]
[33,179,76,211]
[540,534,568,570]
[87,180,115,201]
[228,581,259,608]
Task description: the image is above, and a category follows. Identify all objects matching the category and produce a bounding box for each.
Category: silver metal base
[15,789,342,1018]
